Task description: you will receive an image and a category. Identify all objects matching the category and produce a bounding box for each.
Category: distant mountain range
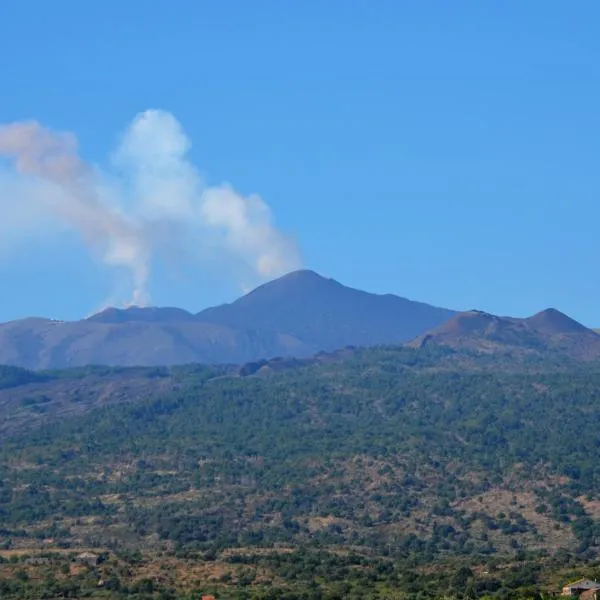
[0,269,597,370]
[0,270,455,369]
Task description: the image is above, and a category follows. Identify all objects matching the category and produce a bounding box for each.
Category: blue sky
[0,1,599,324]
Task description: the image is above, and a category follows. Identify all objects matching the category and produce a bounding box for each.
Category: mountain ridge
[411,307,600,360]
[2,270,598,370]
[0,270,456,369]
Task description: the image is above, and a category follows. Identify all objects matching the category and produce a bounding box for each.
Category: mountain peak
[197,269,455,352]
[246,269,340,295]
[525,308,590,335]
[275,269,331,282]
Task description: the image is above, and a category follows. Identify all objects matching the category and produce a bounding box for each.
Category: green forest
[1,346,600,598]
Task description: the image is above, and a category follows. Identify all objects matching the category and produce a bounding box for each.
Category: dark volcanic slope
[198,269,456,351]
[0,271,455,369]
[411,308,600,360]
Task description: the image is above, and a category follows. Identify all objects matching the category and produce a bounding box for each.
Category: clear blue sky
[0,1,599,324]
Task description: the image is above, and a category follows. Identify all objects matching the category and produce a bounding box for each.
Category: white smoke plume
[0,110,301,305]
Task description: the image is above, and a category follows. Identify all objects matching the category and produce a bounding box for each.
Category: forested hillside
[1,347,600,598]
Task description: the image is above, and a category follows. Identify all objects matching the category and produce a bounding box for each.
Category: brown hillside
[410,308,600,360]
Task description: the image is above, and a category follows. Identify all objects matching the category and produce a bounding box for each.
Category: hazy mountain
[0,317,307,370]
[0,270,455,369]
